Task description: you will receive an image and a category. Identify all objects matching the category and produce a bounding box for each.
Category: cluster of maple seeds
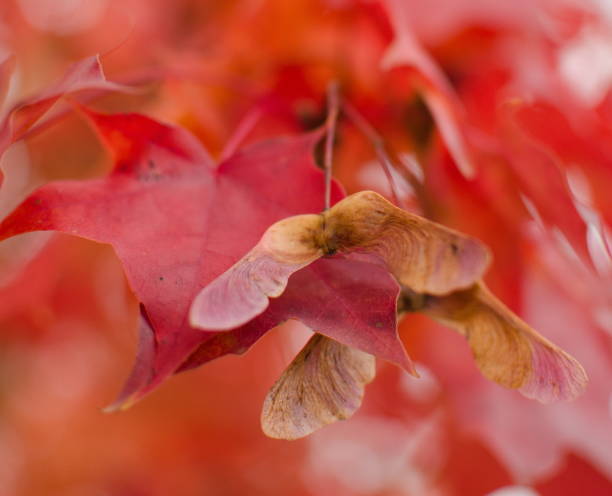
[192,185,587,440]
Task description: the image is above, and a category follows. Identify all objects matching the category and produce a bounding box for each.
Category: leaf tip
[102,394,138,414]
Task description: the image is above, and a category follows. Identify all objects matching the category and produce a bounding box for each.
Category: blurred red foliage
[0,0,611,494]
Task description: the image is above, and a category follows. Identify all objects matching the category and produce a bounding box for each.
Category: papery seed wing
[325,191,491,295]
[422,284,588,402]
[261,334,375,440]
[190,214,323,331]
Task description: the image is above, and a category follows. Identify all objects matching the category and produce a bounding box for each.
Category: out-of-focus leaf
[0,55,15,110]
[0,55,130,161]
[381,0,474,177]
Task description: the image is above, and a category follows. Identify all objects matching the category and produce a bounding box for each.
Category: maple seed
[420,283,588,402]
[261,334,375,440]
[190,190,490,331]
[319,191,490,294]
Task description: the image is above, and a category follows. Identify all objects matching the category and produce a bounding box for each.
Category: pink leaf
[381,0,475,177]
[0,55,131,161]
[0,54,15,110]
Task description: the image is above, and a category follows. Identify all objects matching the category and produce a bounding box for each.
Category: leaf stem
[324,82,340,211]
[342,101,406,208]
[343,101,428,213]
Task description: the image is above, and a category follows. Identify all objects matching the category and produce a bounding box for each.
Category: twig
[342,102,404,207]
[324,82,340,211]
[342,101,426,212]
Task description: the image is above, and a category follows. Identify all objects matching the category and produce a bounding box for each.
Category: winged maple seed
[190,190,588,440]
[261,334,375,440]
[189,190,491,330]
[401,284,588,403]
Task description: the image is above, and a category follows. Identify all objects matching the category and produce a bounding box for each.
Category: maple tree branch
[324,82,340,211]
[343,101,428,212]
[342,101,405,208]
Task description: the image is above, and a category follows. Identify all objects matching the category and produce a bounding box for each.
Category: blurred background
[0,0,611,494]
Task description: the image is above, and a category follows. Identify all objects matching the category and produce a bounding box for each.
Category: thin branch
[342,101,404,207]
[324,82,340,211]
[343,101,427,212]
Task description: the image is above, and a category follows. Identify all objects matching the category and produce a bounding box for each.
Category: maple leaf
[0,108,411,408]
[0,55,15,110]
[380,0,474,178]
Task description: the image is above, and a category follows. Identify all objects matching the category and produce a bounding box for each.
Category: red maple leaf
[0,108,411,406]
